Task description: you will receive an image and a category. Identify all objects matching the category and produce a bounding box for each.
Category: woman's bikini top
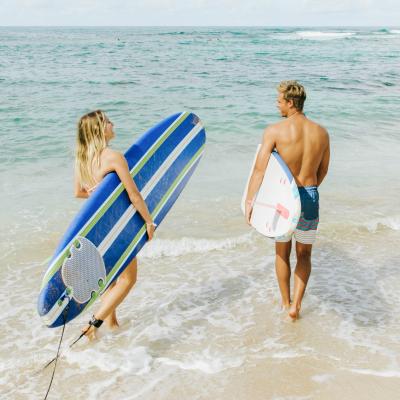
[85,178,100,195]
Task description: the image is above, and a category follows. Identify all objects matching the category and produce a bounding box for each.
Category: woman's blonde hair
[75,110,108,189]
[277,80,307,111]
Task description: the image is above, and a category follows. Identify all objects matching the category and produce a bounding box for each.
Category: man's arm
[317,133,330,187]
[245,127,275,224]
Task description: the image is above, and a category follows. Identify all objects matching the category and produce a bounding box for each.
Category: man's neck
[286,110,302,119]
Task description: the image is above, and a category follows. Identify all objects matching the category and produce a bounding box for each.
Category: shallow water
[1,27,400,399]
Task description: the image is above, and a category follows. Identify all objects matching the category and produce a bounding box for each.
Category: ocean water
[1,27,400,399]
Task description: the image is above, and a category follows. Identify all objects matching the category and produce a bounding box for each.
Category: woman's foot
[288,303,301,321]
[82,315,104,341]
[82,324,97,341]
[104,311,120,330]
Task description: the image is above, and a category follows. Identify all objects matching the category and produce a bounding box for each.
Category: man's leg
[289,242,312,320]
[275,240,292,308]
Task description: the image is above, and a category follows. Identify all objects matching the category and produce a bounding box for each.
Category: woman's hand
[146,222,156,241]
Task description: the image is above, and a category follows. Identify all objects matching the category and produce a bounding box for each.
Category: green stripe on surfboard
[82,144,205,313]
[81,112,190,237]
[41,112,190,289]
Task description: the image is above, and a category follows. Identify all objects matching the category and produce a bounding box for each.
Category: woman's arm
[108,150,155,240]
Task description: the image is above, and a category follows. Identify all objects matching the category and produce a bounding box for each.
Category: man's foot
[288,303,300,321]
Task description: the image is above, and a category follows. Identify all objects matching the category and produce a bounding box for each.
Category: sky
[0,0,399,26]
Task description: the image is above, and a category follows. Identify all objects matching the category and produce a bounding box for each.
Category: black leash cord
[69,315,103,348]
[40,324,88,372]
[43,303,69,400]
[69,326,90,348]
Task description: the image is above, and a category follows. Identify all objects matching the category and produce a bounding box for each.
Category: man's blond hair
[277,80,306,111]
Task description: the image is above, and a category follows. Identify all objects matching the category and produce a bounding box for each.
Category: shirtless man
[245,81,330,320]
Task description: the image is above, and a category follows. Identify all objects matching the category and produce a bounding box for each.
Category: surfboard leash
[40,314,104,379]
[69,315,103,348]
[68,327,88,348]
[43,300,70,400]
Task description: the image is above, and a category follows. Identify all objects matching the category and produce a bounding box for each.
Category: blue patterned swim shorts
[276,186,319,245]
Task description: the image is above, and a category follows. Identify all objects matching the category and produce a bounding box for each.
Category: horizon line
[0,24,399,28]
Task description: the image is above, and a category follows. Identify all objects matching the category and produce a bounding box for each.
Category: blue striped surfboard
[38,112,206,328]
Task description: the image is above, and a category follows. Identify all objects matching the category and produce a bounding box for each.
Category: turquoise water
[1,27,400,399]
[2,27,400,236]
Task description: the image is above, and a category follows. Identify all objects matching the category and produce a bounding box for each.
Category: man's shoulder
[306,118,329,136]
[306,120,330,150]
[263,120,283,135]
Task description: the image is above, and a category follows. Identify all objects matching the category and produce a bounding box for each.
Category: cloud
[302,0,374,13]
[0,0,399,25]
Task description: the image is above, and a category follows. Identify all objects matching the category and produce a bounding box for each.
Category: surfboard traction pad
[61,237,106,304]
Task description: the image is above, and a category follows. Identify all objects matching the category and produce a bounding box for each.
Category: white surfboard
[241,145,301,238]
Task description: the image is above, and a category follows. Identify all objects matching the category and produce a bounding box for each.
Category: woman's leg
[101,281,119,329]
[83,258,138,339]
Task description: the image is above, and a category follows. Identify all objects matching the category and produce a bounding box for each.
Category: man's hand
[245,200,254,226]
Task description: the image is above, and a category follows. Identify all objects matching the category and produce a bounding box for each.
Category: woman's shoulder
[101,148,126,167]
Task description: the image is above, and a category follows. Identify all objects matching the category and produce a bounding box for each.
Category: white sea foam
[157,349,243,374]
[271,350,304,359]
[311,374,334,383]
[364,216,400,232]
[63,345,153,375]
[121,371,172,400]
[370,29,400,38]
[272,396,312,400]
[296,31,356,40]
[206,312,246,333]
[349,368,400,378]
[139,233,253,259]
[261,337,287,351]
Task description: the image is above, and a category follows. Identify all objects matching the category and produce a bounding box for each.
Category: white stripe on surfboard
[97,122,203,257]
[100,148,205,288]
[42,112,188,284]
[41,292,70,327]
[45,146,205,326]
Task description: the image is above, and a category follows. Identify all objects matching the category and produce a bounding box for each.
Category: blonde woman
[74,110,156,340]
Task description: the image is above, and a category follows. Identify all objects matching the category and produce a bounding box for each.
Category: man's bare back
[268,114,330,187]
